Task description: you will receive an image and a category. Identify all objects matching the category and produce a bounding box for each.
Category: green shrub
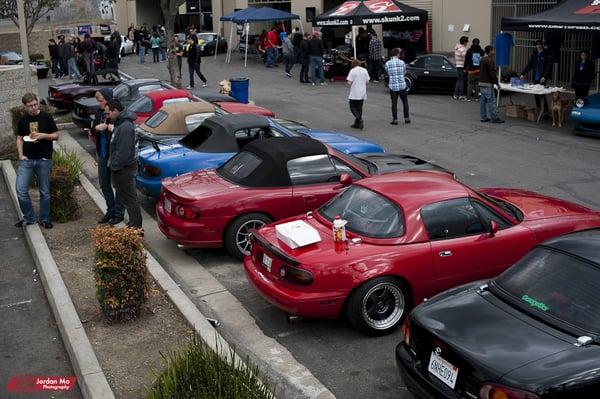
[10,103,56,135]
[147,335,275,399]
[30,53,45,62]
[93,226,148,323]
[49,147,82,222]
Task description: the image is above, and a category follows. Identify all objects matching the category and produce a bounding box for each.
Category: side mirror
[489,220,499,237]
[339,173,352,187]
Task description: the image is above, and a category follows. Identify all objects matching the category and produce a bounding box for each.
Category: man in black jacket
[107,99,142,229]
[520,39,552,114]
[299,33,311,84]
[464,38,485,101]
[308,32,325,86]
[186,36,207,89]
[91,88,124,225]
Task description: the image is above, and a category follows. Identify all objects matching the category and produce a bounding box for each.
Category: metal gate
[491,0,596,91]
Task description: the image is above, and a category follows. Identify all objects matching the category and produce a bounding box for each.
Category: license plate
[164,198,172,214]
[262,254,272,272]
[428,352,459,389]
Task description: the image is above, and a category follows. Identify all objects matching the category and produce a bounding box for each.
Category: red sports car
[128,89,196,125]
[215,101,275,117]
[244,171,600,335]
[156,136,447,259]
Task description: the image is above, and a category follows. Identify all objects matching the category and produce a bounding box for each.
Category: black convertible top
[542,229,600,267]
[219,137,328,187]
[179,114,271,153]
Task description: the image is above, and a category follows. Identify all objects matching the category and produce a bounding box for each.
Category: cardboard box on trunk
[275,220,321,249]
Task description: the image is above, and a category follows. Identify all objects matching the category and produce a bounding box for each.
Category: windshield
[198,34,216,43]
[112,83,129,99]
[331,149,369,175]
[492,247,600,336]
[478,192,524,222]
[319,186,404,239]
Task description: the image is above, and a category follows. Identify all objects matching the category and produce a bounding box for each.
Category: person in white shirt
[347,59,370,129]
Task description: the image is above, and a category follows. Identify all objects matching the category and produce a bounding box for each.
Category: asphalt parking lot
[43,52,600,398]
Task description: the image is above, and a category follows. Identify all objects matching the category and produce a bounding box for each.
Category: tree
[0,0,61,35]
[160,0,187,42]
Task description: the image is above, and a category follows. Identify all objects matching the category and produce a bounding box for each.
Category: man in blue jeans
[478,46,504,124]
[308,31,326,86]
[15,93,59,229]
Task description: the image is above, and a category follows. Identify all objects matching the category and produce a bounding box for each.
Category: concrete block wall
[0,30,52,59]
[0,66,38,155]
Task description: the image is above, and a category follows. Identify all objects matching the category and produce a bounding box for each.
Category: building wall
[432,0,492,53]
[135,0,163,27]
[0,66,38,156]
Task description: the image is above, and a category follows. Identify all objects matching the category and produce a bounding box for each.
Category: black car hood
[74,96,99,108]
[413,288,574,380]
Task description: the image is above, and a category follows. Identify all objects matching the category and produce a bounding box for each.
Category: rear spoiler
[137,135,179,153]
[249,228,300,266]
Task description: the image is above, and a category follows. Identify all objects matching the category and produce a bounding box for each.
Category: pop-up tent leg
[352,25,357,59]
[244,23,249,67]
[226,23,235,63]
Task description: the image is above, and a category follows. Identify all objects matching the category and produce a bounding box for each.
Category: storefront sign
[99,24,111,34]
[77,25,92,35]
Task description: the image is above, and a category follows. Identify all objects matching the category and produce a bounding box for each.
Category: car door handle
[439,250,452,257]
[303,195,317,203]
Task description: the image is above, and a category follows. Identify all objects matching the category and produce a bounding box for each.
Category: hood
[114,110,137,125]
[162,169,233,199]
[479,188,597,220]
[412,288,573,379]
[296,128,384,153]
[583,93,600,107]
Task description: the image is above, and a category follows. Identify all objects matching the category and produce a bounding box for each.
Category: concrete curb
[0,160,115,399]
[60,130,335,398]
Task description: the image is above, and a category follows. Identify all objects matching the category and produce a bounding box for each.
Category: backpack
[472,52,481,67]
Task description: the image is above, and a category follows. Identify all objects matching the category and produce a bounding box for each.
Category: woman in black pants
[572,50,594,99]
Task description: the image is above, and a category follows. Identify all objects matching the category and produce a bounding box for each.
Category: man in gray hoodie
[106,99,142,229]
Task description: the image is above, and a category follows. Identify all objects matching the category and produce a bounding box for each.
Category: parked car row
[73,77,600,399]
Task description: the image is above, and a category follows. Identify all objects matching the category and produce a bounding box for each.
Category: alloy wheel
[361,282,405,331]
[236,219,267,256]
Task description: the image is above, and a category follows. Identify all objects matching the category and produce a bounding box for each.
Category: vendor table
[498,83,565,124]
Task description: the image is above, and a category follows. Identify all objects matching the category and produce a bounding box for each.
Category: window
[287,155,338,185]
[421,198,485,240]
[424,56,443,69]
[145,111,168,128]
[163,97,192,106]
[320,186,404,238]
[218,151,263,182]
[442,59,454,69]
[185,113,214,132]
[138,84,165,95]
[234,128,273,147]
[410,58,425,68]
[112,84,130,99]
[492,247,600,335]
[471,200,511,229]
[331,157,362,180]
[129,96,153,113]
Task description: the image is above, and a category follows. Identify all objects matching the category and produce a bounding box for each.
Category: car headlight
[575,98,585,108]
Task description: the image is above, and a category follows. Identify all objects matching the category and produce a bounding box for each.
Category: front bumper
[243,256,344,319]
[571,109,600,136]
[72,111,92,129]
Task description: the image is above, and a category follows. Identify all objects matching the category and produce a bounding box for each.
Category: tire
[346,276,410,336]
[225,213,273,260]
[405,76,414,94]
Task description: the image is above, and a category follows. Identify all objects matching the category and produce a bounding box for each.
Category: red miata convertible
[156,136,448,260]
[243,171,600,335]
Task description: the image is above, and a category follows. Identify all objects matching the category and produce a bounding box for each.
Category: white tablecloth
[499,83,564,96]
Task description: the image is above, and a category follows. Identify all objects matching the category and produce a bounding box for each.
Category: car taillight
[401,319,411,347]
[278,265,313,285]
[174,204,199,220]
[480,383,539,399]
[143,165,161,177]
[51,90,61,98]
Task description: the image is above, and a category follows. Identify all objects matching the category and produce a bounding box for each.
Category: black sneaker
[491,118,505,124]
[480,118,491,122]
[109,216,124,225]
[390,120,398,125]
[404,119,411,124]
[15,219,35,227]
[98,214,112,224]
[39,221,53,229]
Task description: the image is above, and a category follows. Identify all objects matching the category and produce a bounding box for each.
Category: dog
[550,91,572,128]
[219,79,231,95]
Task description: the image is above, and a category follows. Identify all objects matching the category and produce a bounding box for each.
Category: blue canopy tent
[218,7,302,66]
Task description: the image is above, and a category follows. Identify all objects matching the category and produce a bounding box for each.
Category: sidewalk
[0,174,82,399]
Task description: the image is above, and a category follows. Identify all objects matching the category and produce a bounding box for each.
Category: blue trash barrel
[229,77,249,104]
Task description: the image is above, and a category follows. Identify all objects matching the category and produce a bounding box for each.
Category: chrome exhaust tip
[286,313,302,323]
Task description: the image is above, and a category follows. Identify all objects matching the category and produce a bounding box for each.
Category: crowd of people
[48,31,122,83]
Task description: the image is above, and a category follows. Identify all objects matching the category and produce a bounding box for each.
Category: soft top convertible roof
[179,114,271,153]
[220,137,328,187]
